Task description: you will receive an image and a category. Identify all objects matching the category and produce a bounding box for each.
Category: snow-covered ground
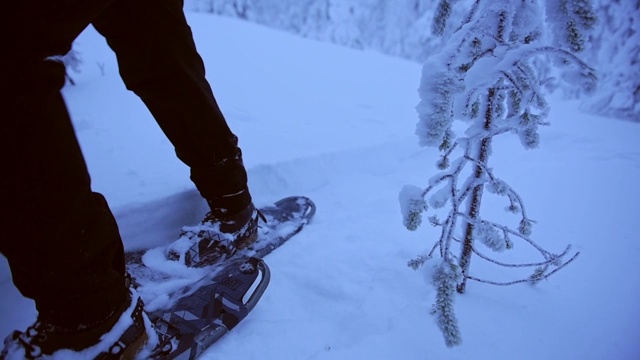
[2,12,639,360]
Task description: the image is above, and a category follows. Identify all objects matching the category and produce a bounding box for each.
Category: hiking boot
[0,291,157,360]
[166,203,264,267]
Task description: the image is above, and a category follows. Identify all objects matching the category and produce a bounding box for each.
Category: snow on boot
[166,203,264,267]
[0,291,158,360]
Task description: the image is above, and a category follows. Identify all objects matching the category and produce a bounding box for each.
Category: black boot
[1,291,157,360]
[166,203,263,267]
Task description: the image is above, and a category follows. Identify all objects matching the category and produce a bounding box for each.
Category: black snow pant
[0,0,251,329]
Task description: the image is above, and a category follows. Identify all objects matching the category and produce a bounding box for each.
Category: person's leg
[92,0,252,217]
[0,0,128,333]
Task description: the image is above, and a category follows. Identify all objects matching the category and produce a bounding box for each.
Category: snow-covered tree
[185,0,450,61]
[401,0,590,346]
[186,0,636,120]
[583,0,639,121]
[546,0,598,52]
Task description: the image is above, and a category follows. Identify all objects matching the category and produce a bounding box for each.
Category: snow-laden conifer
[188,0,635,120]
[402,0,589,346]
[431,0,459,37]
[583,0,639,121]
[545,0,597,52]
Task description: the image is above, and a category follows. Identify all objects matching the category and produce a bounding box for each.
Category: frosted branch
[471,244,573,268]
[455,212,550,257]
[456,0,481,32]
[432,261,463,346]
[466,251,580,286]
[528,46,595,73]
[460,153,530,221]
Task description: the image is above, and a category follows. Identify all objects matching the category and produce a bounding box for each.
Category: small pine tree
[401,0,591,346]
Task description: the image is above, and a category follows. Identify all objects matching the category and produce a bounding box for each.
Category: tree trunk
[457,87,496,294]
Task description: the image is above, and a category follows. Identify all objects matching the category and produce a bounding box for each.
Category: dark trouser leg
[93,0,252,216]
[0,1,128,329]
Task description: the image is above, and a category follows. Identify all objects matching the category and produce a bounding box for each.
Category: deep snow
[1,12,639,360]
